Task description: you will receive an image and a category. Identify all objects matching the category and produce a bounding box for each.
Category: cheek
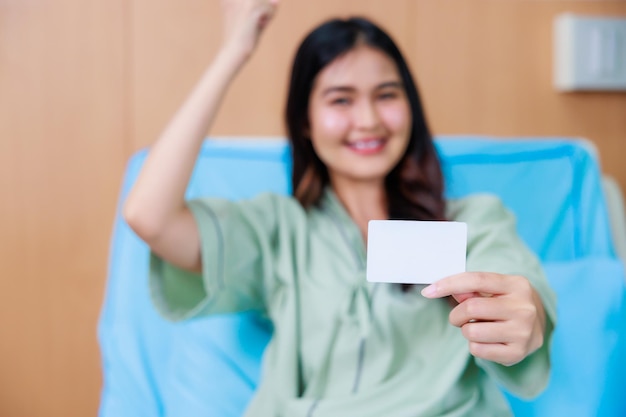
[379,102,411,133]
[311,108,351,139]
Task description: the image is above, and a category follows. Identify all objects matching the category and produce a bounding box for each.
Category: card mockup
[366,220,467,284]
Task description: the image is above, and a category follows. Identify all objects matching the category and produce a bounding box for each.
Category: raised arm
[123,0,279,272]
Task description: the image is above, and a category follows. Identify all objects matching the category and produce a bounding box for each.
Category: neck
[330,177,388,241]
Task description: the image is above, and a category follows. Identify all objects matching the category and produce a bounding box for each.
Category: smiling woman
[293,42,436,235]
[307,46,412,206]
[286,18,444,226]
[122,1,556,416]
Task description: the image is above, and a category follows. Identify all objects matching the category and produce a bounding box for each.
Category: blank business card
[366,220,467,284]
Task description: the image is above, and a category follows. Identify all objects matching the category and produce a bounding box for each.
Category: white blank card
[366,220,467,284]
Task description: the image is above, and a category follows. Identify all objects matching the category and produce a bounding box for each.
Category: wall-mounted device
[554,13,626,92]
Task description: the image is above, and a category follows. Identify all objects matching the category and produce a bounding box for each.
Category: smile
[346,138,387,155]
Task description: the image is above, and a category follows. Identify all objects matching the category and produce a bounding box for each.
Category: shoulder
[448,194,540,275]
[446,193,521,255]
[446,193,512,224]
[242,192,305,218]
[189,192,300,210]
[188,192,305,227]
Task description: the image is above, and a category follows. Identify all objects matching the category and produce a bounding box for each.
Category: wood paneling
[131,0,413,150]
[1,1,625,416]
[0,1,127,416]
[132,0,626,192]
[412,0,626,191]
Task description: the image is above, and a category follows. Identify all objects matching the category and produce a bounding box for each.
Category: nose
[353,99,381,131]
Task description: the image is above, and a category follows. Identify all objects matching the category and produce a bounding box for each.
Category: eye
[378,91,399,100]
[330,97,351,106]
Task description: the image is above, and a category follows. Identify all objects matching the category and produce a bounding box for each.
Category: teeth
[352,140,382,150]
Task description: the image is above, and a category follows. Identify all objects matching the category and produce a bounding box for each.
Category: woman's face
[308,44,412,187]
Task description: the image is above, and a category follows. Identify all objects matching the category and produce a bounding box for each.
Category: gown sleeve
[149,193,287,321]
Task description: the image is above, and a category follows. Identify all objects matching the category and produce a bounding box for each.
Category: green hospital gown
[150,189,557,417]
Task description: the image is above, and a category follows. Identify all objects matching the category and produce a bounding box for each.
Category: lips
[346,138,387,155]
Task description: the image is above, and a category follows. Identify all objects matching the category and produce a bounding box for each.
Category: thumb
[258,1,278,30]
[452,292,480,304]
[453,291,495,304]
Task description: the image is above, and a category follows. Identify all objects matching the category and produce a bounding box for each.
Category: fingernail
[421,284,437,298]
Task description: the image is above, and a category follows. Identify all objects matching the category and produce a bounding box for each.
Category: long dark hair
[285,17,445,221]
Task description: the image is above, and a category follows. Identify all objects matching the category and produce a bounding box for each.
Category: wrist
[216,42,253,69]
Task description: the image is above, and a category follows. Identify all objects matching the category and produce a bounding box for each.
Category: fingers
[421,272,529,299]
[220,0,280,54]
[258,0,279,29]
[448,297,512,327]
[420,272,546,366]
[468,342,526,367]
[463,322,536,366]
[422,272,546,366]
[451,291,479,304]
[460,320,534,344]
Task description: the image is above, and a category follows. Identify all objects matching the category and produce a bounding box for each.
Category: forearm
[124,48,247,237]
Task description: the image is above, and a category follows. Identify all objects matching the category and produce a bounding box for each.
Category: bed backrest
[98,136,625,417]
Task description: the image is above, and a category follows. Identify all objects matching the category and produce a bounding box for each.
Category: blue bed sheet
[98,137,626,417]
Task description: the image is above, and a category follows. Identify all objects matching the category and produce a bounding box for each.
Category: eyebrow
[321,81,404,96]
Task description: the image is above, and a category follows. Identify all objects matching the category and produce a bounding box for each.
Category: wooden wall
[1,1,625,416]
[0,1,127,416]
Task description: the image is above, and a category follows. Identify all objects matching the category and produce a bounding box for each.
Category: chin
[343,166,395,184]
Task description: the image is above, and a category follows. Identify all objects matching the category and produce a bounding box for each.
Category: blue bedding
[98,137,626,416]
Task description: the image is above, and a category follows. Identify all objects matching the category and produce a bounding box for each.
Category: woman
[124,1,556,416]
